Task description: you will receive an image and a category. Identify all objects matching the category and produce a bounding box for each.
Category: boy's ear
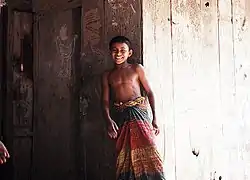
[129,49,133,57]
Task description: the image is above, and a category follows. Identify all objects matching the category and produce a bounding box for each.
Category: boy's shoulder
[131,63,143,70]
[131,63,145,74]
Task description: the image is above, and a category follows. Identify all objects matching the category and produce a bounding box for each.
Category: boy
[102,36,165,179]
[0,141,10,164]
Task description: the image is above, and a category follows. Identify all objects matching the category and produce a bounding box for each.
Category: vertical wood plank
[199,0,221,179]
[230,0,250,179]
[81,1,108,180]
[34,9,80,180]
[171,0,202,178]
[142,0,175,179]
[171,0,220,179]
[216,0,235,178]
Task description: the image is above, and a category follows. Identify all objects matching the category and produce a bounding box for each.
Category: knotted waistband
[114,96,146,109]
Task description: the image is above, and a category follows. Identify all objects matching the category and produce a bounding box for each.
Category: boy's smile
[110,42,132,65]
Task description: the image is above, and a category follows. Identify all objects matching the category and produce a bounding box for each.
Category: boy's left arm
[136,64,160,135]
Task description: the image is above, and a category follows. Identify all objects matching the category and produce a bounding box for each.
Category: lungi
[114,97,165,180]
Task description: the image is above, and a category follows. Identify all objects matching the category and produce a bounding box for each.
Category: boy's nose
[117,51,122,55]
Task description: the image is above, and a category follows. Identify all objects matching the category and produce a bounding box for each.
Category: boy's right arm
[102,72,112,124]
[102,72,119,139]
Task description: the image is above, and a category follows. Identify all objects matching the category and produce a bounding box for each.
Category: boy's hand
[152,120,160,136]
[107,120,119,139]
[0,141,10,164]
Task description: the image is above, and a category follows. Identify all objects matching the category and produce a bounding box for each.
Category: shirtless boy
[102,36,165,180]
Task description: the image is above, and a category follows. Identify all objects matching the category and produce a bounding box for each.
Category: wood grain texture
[81,1,109,180]
[33,8,80,180]
[143,0,250,179]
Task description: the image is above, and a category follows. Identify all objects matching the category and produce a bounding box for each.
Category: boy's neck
[115,61,129,69]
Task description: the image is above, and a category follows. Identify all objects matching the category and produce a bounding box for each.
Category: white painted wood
[230,0,250,179]
[171,0,203,179]
[143,0,250,179]
[215,0,236,179]
[170,0,220,179]
[142,0,176,179]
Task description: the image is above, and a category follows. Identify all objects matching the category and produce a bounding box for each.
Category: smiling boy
[102,36,165,180]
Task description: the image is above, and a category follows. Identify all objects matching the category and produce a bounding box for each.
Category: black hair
[109,36,132,50]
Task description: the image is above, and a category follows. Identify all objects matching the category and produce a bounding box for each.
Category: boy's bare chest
[109,69,138,85]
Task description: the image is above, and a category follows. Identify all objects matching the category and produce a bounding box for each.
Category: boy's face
[110,42,132,65]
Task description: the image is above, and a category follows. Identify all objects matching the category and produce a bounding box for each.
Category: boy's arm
[136,64,157,122]
[102,72,112,124]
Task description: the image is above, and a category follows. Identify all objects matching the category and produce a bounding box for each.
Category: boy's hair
[109,36,132,50]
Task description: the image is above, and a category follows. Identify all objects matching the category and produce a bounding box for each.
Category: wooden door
[32,7,81,180]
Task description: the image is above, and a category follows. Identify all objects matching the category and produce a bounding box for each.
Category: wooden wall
[2,0,250,179]
[2,0,142,180]
[143,0,250,179]
[0,0,142,180]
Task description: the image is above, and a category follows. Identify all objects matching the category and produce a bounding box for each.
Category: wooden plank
[215,0,236,179]
[142,0,175,179]
[71,6,82,180]
[229,0,250,179]
[34,8,80,180]
[81,1,108,180]
[198,1,221,179]
[171,0,220,179]
[171,1,197,178]
[171,0,202,178]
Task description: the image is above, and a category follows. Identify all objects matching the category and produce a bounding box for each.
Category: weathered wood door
[2,7,82,180]
[32,7,81,180]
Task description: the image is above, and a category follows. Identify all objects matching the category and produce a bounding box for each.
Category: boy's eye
[112,50,127,53]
